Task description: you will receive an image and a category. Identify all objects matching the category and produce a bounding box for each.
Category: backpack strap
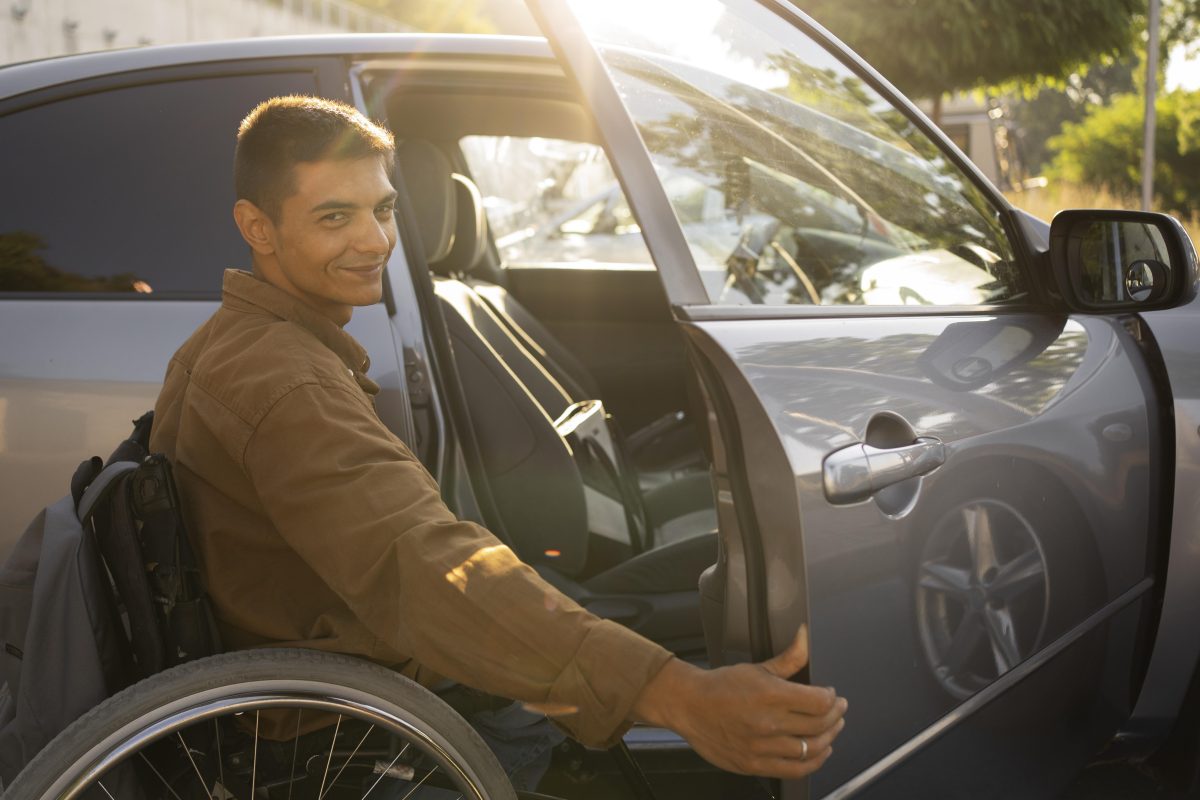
[76,461,140,523]
[70,456,103,509]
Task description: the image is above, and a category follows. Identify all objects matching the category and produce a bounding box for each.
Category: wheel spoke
[398,766,439,800]
[177,731,214,800]
[320,724,376,800]
[983,605,1021,673]
[96,780,117,800]
[919,562,973,597]
[250,710,260,800]
[139,751,185,800]
[989,549,1045,601]
[939,610,984,674]
[362,743,411,800]
[215,720,225,798]
[288,709,302,800]
[965,505,998,581]
[316,714,344,800]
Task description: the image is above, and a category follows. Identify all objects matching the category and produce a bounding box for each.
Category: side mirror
[1048,209,1196,312]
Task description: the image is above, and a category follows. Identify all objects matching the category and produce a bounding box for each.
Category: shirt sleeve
[242,381,672,747]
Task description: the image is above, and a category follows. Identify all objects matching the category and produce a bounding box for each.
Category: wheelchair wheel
[7,649,517,800]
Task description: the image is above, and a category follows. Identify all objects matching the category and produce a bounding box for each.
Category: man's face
[266,156,398,324]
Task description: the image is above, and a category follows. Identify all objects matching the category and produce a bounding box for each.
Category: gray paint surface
[0,298,409,557]
[692,312,1155,796]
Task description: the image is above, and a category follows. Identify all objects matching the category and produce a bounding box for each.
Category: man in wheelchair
[38,96,845,798]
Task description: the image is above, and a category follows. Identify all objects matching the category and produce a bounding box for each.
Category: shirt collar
[221,269,371,374]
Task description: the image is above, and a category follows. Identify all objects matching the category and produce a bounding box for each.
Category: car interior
[364,64,721,660]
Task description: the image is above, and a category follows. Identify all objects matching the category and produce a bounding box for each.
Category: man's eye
[322,212,347,223]
[376,204,396,216]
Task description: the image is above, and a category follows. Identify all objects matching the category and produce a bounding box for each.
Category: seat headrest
[432,173,489,278]
[395,140,456,264]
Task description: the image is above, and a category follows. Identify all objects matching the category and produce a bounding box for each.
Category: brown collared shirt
[150,269,672,747]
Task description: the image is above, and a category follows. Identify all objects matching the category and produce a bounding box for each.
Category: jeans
[376,701,565,798]
[468,702,566,792]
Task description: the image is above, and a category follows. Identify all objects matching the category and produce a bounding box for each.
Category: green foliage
[0,232,142,292]
[802,0,1144,98]
[1007,59,1138,173]
[1047,90,1200,213]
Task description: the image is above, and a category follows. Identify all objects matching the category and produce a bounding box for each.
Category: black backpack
[0,411,220,785]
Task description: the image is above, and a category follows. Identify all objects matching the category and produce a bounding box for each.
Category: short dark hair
[234,95,396,220]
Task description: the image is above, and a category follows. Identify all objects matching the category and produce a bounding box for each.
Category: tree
[1047,90,1200,213]
[0,232,142,292]
[802,0,1144,101]
[1005,60,1138,174]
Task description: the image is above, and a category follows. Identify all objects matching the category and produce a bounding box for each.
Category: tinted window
[563,0,1025,307]
[460,135,655,268]
[0,72,318,295]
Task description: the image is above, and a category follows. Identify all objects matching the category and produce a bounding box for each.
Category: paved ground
[1061,763,1185,799]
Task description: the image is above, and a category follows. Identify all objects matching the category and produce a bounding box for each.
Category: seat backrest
[435,281,592,575]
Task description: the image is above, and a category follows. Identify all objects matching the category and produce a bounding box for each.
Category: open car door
[528,1,1165,797]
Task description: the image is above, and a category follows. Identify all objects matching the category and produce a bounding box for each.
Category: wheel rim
[916,498,1050,700]
[46,682,492,800]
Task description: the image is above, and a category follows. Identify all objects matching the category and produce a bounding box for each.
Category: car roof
[0,34,554,100]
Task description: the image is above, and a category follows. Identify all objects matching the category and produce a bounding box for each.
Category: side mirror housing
[1048,209,1197,312]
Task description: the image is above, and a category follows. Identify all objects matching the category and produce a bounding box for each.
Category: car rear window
[0,71,317,297]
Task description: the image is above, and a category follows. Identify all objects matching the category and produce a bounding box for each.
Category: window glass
[460,135,654,268]
[563,0,1025,306]
[0,72,317,295]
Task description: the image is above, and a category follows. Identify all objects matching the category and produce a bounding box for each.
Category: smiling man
[149,95,846,790]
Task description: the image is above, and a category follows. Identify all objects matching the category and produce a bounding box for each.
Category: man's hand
[631,627,847,780]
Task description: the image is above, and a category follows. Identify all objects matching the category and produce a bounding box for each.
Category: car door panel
[849,597,1146,799]
[684,312,1157,795]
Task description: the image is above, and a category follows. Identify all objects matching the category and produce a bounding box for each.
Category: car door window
[460,135,656,268]
[555,0,1025,307]
[0,72,317,296]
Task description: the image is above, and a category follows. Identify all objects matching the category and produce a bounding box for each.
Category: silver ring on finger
[800,737,809,761]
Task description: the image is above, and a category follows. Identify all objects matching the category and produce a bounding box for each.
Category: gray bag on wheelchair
[0,412,219,787]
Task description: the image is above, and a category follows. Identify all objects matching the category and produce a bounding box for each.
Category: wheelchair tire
[7,648,517,800]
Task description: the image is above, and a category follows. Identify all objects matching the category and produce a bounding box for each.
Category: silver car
[2,0,1198,798]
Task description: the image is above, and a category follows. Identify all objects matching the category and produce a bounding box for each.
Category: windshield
[563,0,1024,306]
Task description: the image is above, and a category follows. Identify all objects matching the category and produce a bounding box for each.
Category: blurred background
[2,0,1198,234]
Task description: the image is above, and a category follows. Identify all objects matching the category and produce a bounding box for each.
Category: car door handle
[823,437,945,505]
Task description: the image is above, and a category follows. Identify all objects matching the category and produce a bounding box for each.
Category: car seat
[396,140,717,655]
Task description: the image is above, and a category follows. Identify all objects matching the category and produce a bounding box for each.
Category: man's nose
[356,215,395,254]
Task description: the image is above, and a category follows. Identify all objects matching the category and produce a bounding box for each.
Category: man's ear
[233,199,276,256]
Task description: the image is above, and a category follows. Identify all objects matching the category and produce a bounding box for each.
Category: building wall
[918,93,1003,186]
[1,0,401,66]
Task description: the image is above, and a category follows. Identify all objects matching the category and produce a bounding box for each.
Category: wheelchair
[5,414,519,800]
[7,648,517,800]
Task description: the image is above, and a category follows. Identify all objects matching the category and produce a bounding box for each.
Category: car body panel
[0,299,411,555]
[0,34,555,100]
